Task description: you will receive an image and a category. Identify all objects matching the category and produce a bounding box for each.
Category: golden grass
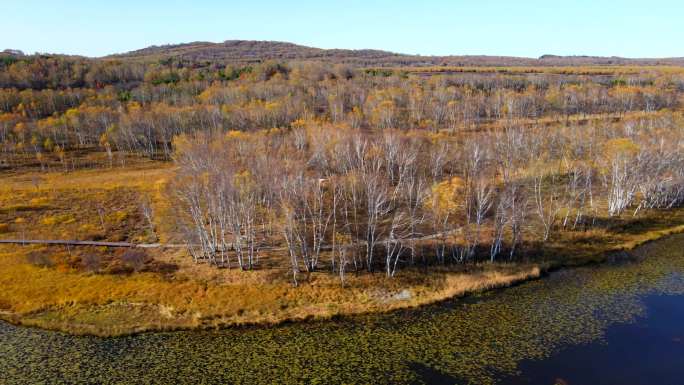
[0,243,541,336]
[0,163,173,243]
[0,162,173,192]
[611,224,684,251]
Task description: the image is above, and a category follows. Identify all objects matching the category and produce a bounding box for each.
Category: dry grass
[0,243,540,336]
[0,163,173,243]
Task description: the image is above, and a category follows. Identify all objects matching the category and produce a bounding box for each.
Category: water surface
[503,293,684,385]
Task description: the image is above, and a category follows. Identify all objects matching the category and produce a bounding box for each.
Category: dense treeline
[172,116,684,283]
[1,55,683,169]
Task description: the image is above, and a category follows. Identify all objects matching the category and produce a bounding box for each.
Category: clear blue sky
[2,0,682,58]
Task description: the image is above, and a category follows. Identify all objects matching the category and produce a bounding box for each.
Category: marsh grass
[0,240,542,337]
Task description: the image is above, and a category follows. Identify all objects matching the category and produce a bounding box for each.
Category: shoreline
[0,265,543,338]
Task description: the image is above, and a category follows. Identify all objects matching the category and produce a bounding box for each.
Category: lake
[2,234,683,385]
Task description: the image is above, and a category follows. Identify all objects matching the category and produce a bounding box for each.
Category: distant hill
[2,49,25,56]
[108,40,410,66]
[60,40,684,67]
[536,54,684,66]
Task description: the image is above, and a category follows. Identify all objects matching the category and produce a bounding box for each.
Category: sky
[2,0,682,58]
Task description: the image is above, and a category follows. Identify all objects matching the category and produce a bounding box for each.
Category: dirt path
[0,229,461,250]
[0,239,183,248]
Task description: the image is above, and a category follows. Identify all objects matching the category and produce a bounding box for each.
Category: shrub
[28,197,49,207]
[41,214,76,226]
[120,249,149,272]
[26,251,54,268]
[81,254,102,273]
[106,210,128,224]
[78,224,104,240]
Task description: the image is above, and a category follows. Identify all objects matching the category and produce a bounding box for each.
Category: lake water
[2,234,683,385]
[504,293,684,385]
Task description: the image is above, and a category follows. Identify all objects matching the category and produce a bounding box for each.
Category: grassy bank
[1,165,683,337]
[0,247,541,336]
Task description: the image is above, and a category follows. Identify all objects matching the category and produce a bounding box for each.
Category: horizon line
[3,39,683,61]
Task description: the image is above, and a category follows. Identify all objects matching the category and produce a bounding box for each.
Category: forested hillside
[109,40,684,66]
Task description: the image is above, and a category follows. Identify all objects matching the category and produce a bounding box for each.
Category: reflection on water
[504,293,684,385]
[1,234,684,385]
